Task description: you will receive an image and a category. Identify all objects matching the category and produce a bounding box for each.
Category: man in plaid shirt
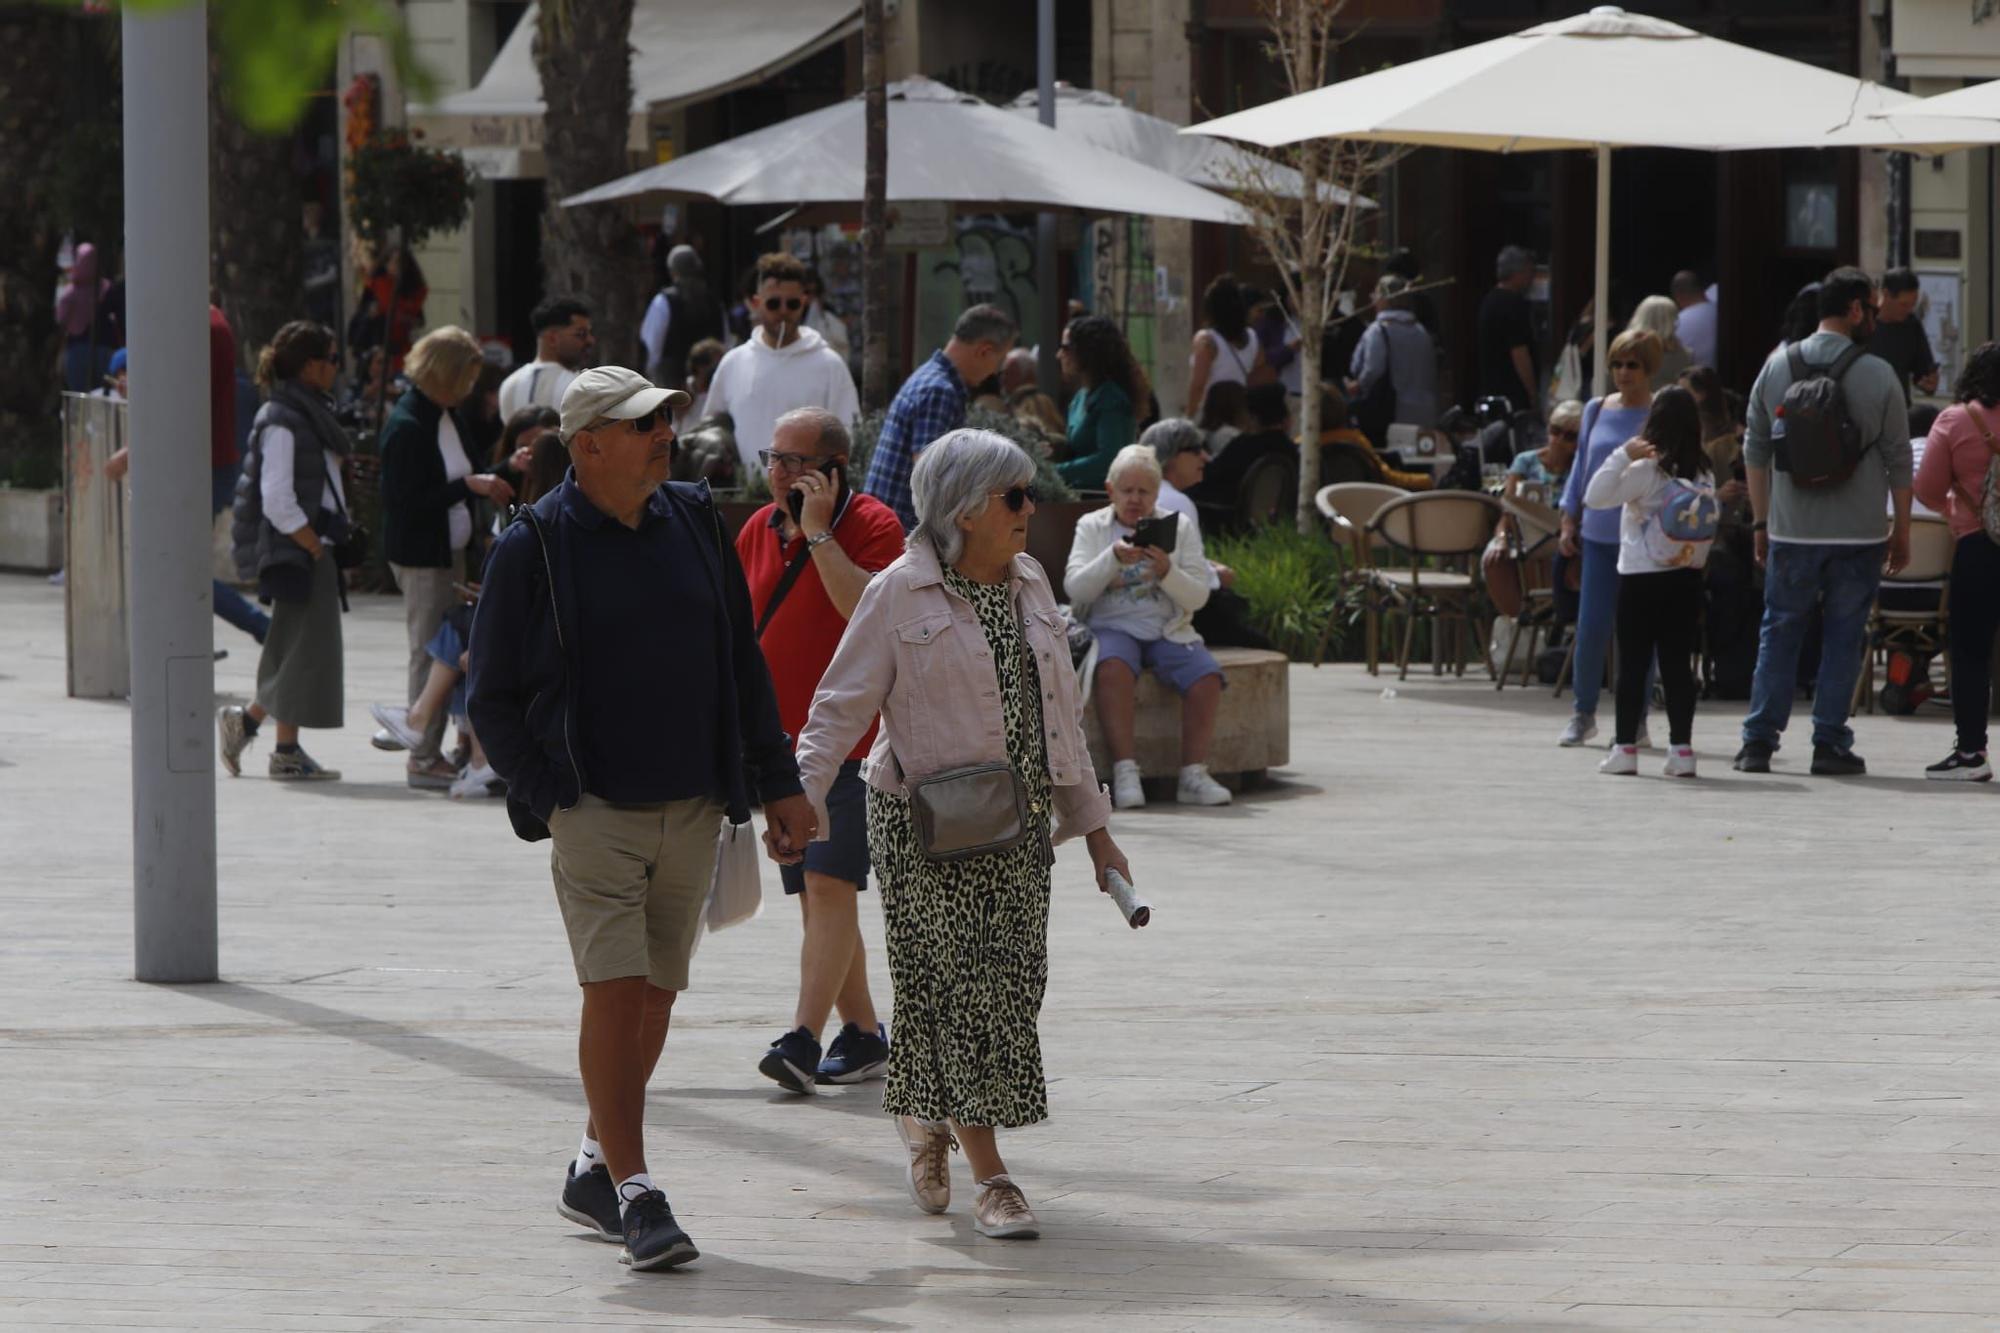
[863,305,1018,529]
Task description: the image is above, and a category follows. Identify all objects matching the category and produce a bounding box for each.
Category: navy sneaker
[620,1189,698,1271]
[817,1022,890,1084]
[1811,745,1867,777]
[558,1161,621,1243]
[758,1027,822,1095]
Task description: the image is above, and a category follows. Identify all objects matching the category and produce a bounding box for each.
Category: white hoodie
[703,324,860,471]
[1584,445,1717,575]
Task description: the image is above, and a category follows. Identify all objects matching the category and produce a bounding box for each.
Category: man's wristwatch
[805,530,838,550]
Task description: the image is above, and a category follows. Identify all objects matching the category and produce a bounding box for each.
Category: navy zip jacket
[466,475,802,842]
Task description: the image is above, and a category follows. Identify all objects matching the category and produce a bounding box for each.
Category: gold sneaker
[895,1115,955,1214]
[972,1175,1039,1239]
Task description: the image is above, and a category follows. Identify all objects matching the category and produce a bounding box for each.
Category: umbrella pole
[1593,144,1610,399]
[1035,0,1059,391]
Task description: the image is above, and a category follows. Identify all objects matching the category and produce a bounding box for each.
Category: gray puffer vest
[231,395,334,584]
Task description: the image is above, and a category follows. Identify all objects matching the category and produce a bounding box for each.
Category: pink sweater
[1913,404,2000,539]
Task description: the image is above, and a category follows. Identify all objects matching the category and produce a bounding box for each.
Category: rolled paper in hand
[1104,868,1151,929]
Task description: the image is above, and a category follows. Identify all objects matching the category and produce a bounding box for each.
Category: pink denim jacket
[795,536,1113,846]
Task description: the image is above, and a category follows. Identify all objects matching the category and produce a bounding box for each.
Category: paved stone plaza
[3,571,1998,1330]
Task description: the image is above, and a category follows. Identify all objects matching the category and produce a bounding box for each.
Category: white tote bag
[705,818,764,934]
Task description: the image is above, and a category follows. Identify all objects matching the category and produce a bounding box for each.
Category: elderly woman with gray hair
[1067,442,1232,811]
[793,429,1133,1242]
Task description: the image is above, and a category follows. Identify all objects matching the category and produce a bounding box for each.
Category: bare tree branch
[1213,0,1408,533]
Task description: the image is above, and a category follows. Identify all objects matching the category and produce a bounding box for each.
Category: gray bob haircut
[1140,416,1207,463]
[910,428,1036,566]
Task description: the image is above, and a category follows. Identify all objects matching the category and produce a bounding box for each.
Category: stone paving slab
[2,572,1998,1330]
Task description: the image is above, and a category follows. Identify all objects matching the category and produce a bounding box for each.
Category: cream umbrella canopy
[1185,5,1995,390]
[564,76,1248,224]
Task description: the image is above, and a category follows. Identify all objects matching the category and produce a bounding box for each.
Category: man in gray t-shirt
[1736,266,1913,777]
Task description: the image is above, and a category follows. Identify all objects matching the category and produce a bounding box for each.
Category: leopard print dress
[867,566,1056,1128]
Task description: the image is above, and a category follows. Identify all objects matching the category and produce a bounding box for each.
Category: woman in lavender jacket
[792,429,1134,1242]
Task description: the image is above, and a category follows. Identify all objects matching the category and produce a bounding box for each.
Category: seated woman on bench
[1065,444,1231,811]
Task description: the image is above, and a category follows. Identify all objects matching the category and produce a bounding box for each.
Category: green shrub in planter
[846,407,1075,505]
[1207,525,1360,661]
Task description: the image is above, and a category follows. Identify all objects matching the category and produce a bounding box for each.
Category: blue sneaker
[558,1161,621,1242]
[817,1022,890,1084]
[619,1189,698,1271]
[758,1026,822,1095]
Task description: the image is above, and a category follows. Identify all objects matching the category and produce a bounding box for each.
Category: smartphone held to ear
[787,460,845,524]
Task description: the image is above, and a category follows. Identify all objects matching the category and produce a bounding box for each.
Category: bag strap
[1826,341,1869,383]
[756,540,816,638]
[1784,342,1809,382]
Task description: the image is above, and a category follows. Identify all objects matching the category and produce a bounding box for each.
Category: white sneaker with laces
[1599,744,1638,776]
[1176,763,1232,806]
[1558,714,1597,747]
[1663,746,1697,779]
[369,702,427,752]
[449,762,503,799]
[1112,760,1145,810]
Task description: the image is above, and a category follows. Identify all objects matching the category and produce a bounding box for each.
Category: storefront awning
[424,0,859,117]
[411,0,859,175]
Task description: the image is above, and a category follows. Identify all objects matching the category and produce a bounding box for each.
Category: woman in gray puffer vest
[218,321,353,780]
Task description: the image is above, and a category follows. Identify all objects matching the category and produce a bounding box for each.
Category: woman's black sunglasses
[995,484,1040,513]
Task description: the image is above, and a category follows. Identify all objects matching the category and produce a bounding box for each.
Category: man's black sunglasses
[995,484,1040,513]
[764,297,805,313]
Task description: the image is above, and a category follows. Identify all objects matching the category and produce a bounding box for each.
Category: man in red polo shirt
[738,406,906,1093]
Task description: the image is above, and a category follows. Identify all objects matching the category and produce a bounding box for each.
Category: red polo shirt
[736,489,906,759]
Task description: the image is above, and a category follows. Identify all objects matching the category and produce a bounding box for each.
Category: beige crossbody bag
[904,604,1036,863]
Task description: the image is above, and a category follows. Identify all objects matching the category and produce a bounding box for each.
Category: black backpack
[1775,342,1870,489]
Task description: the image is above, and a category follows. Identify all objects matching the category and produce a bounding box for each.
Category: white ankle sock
[617,1172,656,1216]
[575,1135,602,1177]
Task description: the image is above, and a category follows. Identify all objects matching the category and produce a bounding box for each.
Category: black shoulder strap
[756,541,816,638]
[1827,341,1869,382]
[1785,342,1810,382]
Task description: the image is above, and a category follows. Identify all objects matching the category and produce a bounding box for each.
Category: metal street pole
[1035,0,1060,393]
[125,1,218,983]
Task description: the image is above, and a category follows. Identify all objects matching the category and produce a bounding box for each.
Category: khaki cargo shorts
[547,793,723,993]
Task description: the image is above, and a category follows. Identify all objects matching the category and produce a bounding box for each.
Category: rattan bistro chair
[1313,482,1406,669]
[1853,515,1955,715]
[1365,490,1504,680]
[1495,491,1564,690]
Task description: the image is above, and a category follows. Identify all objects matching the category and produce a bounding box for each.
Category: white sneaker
[1112,760,1145,810]
[449,762,503,799]
[1559,714,1597,747]
[1176,763,1232,806]
[1663,746,1697,779]
[1599,744,1638,776]
[369,702,426,752]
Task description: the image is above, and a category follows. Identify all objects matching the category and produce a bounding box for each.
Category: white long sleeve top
[1583,445,1715,575]
[259,425,347,535]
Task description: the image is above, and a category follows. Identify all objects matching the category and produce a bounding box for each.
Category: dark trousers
[1948,532,2000,754]
[1615,568,1702,746]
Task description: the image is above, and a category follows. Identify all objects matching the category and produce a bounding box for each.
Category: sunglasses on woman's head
[763,297,805,313]
[994,484,1040,513]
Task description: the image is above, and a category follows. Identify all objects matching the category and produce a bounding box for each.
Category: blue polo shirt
[563,482,720,804]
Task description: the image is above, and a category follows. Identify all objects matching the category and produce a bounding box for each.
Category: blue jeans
[212,462,271,645]
[1570,539,1620,716]
[1742,541,1884,752]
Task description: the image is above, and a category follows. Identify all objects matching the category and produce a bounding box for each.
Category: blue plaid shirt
[864,350,968,530]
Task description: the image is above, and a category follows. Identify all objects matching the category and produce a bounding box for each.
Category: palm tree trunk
[860,0,889,411]
[209,24,302,373]
[534,0,645,371]
[0,7,75,468]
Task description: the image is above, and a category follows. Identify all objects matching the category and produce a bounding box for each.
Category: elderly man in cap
[468,366,818,1272]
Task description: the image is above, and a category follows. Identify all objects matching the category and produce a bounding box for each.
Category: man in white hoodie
[704,252,860,475]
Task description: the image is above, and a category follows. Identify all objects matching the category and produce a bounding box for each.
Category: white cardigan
[1063,503,1213,644]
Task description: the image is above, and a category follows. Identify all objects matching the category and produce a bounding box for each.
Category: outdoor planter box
[0,487,63,573]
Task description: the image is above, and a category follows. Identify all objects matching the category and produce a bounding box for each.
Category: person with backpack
[1912,342,2000,780]
[1734,267,1913,776]
[465,366,819,1272]
[1585,387,1718,778]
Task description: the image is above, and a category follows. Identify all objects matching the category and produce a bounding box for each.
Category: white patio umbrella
[564,76,1247,225]
[1185,6,1997,388]
[1879,77,2000,123]
[1001,84,1368,206]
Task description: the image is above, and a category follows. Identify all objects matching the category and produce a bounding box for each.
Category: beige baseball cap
[558,366,690,444]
